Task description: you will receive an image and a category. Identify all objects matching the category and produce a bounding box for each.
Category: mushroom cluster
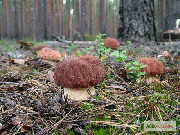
[104,37,120,49]
[137,58,165,84]
[53,55,106,100]
[37,47,62,60]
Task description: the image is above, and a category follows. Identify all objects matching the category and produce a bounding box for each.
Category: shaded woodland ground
[0,37,179,134]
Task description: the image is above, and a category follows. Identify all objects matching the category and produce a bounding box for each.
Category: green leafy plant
[84,32,96,41]
[111,50,127,62]
[125,61,147,82]
[93,33,110,60]
[126,40,132,45]
[111,49,146,82]
[75,50,81,56]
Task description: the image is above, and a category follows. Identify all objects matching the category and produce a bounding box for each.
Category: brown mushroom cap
[104,37,120,49]
[137,58,165,76]
[33,45,54,52]
[37,47,62,60]
[53,55,106,88]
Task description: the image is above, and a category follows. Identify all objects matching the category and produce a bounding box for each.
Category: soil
[0,40,179,134]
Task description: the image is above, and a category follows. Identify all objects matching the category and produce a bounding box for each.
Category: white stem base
[64,87,96,100]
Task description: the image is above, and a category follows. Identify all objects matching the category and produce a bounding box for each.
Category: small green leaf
[114,58,121,62]
[111,51,119,57]
[138,72,145,76]
[133,61,140,66]
[140,65,147,68]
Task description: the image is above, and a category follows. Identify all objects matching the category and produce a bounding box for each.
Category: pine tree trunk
[99,0,106,34]
[118,0,157,43]
[37,0,43,41]
[14,0,20,39]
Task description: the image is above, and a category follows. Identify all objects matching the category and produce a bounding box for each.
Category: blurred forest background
[0,0,179,41]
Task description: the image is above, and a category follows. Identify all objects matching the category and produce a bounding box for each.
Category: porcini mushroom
[53,55,106,100]
[137,58,165,84]
[33,45,54,54]
[37,47,62,60]
[104,37,120,49]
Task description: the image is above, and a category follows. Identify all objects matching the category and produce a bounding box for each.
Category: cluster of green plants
[84,32,96,41]
[93,33,110,59]
[75,33,147,83]
[75,33,110,60]
[78,82,179,134]
[0,38,20,52]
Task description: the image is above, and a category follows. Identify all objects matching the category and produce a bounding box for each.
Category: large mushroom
[104,37,120,49]
[53,55,106,100]
[37,47,62,60]
[137,58,165,84]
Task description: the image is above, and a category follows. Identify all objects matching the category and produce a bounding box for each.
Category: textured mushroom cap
[53,55,106,88]
[37,47,62,60]
[33,45,54,52]
[104,37,120,49]
[137,58,165,76]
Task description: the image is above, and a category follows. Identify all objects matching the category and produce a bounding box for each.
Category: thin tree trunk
[44,0,51,39]
[34,0,38,39]
[26,0,30,38]
[0,1,3,37]
[60,0,64,37]
[78,0,82,35]
[14,0,20,39]
[69,0,72,40]
[74,0,79,31]
[38,0,43,41]
[3,0,10,38]
[57,0,61,35]
[64,0,70,39]
[51,0,56,37]
[9,0,14,39]
[99,0,106,34]
[28,0,32,39]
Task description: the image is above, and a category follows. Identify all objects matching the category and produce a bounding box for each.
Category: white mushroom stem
[64,87,96,100]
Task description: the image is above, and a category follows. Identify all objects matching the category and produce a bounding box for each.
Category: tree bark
[118,0,157,43]
[44,0,51,40]
[37,0,43,41]
[165,0,180,30]
[99,0,106,34]
[14,0,20,39]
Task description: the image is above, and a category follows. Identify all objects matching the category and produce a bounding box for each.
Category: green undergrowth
[0,38,20,52]
[77,79,179,134]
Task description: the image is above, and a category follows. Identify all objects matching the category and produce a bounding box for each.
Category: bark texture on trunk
[118,0,157,43]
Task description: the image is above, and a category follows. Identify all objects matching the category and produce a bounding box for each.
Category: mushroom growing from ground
[137,58,165,84]
[32,45,54,54]
[104,37,120,49]
[37,47,62,60]
[53,55,106,100]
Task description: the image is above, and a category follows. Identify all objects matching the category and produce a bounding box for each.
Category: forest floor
[0,39,179,135]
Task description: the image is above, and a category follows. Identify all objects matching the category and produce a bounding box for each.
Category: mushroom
[37,47,62,60]
[53,55,106,100]
[33,45,54,54]
[137,58,165,84]
[104,37,120,49]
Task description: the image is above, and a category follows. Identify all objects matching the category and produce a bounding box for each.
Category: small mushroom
[53,55,106,100]
[104,37,120,49]
[37,47,62,60]
[137,58,165,84]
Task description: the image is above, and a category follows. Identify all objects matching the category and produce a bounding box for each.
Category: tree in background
[118,0,157,43]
